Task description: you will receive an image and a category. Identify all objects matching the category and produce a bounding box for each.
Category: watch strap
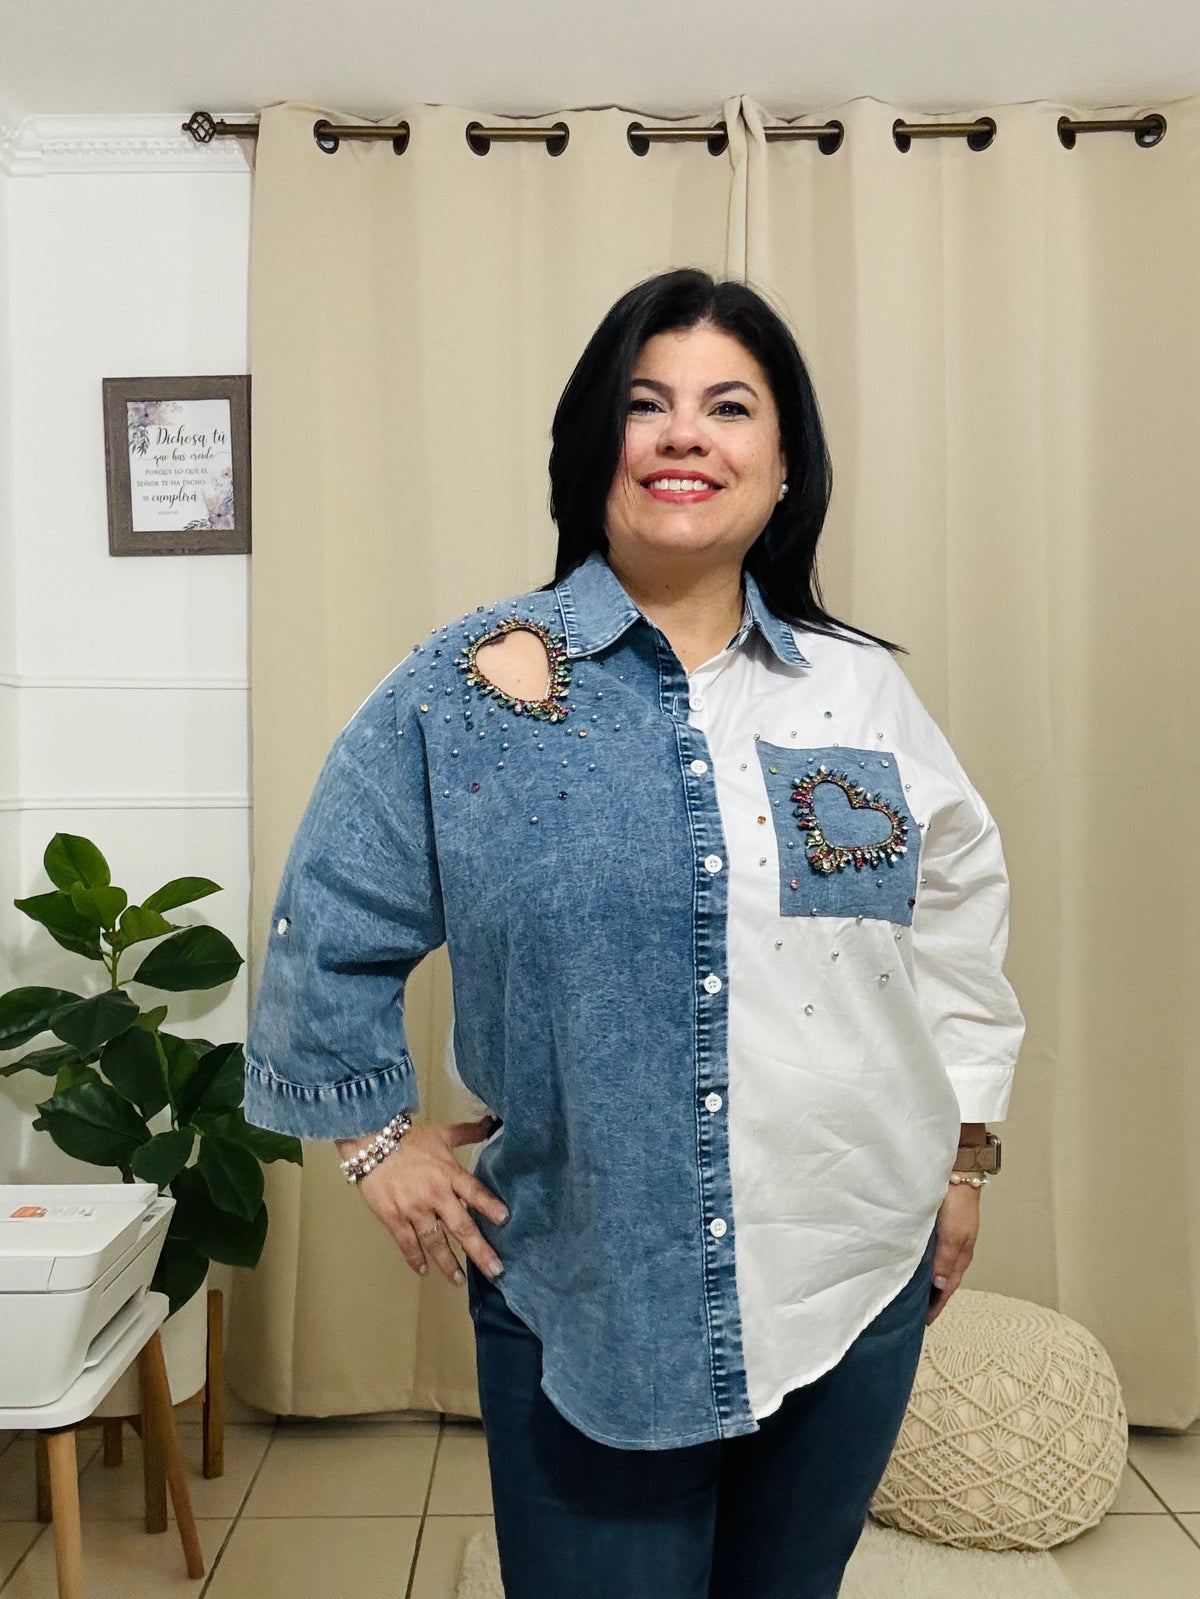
[953,1133,1001,1174]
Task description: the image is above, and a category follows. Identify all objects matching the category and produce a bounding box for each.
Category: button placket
[673,708,753,1434]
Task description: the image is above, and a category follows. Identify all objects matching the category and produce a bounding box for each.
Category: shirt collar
[555,550,809,668]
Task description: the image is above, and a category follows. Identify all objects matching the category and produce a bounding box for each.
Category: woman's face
[604,322,787,572]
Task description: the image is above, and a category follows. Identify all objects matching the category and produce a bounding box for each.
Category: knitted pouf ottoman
[870,1287,1127,1550]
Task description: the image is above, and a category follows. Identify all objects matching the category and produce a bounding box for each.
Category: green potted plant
[0,832,301,1317]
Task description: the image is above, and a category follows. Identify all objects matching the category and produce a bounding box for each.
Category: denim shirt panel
[432,603,753,1444]
[243,677,446,1139]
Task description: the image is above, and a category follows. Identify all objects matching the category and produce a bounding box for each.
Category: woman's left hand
[925,1183,981,1326]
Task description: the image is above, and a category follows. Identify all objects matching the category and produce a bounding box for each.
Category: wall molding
[0,111,253,177]
[0,794,249,813]
[0,673,248,691]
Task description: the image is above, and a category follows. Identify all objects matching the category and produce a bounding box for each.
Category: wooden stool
[93,1287,225,1488]
[3,1293,204,1598]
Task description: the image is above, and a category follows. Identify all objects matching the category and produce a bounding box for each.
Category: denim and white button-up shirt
[245,549,1023,1449]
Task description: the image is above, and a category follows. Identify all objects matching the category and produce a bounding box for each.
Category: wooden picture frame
[102,375,251,556]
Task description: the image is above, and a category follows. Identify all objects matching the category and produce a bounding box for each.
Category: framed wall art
[102,374,251,556]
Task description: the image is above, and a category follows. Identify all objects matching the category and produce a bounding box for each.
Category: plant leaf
[131,1128,194,1188]
[176,1042,244,1125]
[0,986,81,1050]
[151,1232,209,1315]
[170,1166,268,1268]
[136,1005,169,1032]
[111,904,175,952]
[158,1032,199,1114]
[55,1062,101,1094]
[132,926,243,992]
[34,1079,151,1170]
[69,883,128,930]
[197,1131,263,1220]
[100,1026,169,1119]
[0,1042,92,1079]
[13,892,103,960]
[142,877,221,915]
[50,990,139,1056]
[194,1108,302,1166]
[44,833,111,891]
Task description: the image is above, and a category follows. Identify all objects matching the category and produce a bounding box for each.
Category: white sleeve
[886,660,1025,1121]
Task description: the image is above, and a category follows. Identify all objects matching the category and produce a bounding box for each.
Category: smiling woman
[245,268,1021,1599]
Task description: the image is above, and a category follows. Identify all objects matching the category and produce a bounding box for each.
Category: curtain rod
[183,109,1167,156]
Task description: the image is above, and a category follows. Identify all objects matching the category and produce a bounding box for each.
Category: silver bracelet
[339,1111,413,1184]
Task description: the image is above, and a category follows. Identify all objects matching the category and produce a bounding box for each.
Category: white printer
[0,1182,174,1408]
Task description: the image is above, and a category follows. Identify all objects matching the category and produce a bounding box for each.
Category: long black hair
[545,268,901,653]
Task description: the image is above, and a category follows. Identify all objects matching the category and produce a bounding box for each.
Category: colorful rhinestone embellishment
[792,766,909,875]
[457,618,572,723]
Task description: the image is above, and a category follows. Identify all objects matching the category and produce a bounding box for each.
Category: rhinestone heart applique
[458,618,572,722]
[792,766,910,875]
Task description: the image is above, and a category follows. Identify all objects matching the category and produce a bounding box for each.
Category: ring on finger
[417,1220,444,1242]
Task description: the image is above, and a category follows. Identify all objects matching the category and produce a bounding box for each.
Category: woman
[245,269,1023,1598]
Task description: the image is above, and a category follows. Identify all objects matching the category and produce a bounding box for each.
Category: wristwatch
[953,1132,1001,1175]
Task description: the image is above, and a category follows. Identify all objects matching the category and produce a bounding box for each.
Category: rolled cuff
[243,1051,420,1140]
[945,1066,1014,1123]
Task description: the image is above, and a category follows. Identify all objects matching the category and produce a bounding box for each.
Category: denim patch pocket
[756,743,918,924]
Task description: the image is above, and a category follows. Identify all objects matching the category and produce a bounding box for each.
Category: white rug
[455,1514,1078,1598]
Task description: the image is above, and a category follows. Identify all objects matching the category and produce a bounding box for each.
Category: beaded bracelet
[947,1171,989,1189]
[339,1111,413,1185]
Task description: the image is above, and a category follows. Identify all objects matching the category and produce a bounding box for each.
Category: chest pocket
[756,743,918,925]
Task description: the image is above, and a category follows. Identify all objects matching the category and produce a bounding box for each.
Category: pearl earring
[777,481,789,502]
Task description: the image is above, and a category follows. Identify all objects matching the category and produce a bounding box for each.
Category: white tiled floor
[1,1414,1198,1597]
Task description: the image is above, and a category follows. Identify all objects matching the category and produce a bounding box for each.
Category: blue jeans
[467,1224,938,1599]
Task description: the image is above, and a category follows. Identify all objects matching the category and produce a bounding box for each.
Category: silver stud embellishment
[804,1004,814,1016]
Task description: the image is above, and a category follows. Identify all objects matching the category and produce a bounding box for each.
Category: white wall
[0,120,254,1178]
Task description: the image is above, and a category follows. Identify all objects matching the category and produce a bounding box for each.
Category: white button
[704,854,723,874]
[689,696,705,711]
[276,918,290,936]
[702,973,723,994]
[704,1092,723,1113]
[690,759,709,775]
[709,1217,728,1238]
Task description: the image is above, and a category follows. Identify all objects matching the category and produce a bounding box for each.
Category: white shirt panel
[687,620,1023,1421]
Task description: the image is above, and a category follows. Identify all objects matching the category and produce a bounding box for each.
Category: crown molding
[0,672,248,691]
[0,793,249,812]
[0,111,253,178]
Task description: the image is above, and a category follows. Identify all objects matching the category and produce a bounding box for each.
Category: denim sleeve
[243,677,445,1140]
[882,659,1025,1123]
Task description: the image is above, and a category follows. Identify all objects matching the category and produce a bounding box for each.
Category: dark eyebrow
[629,378,759,401]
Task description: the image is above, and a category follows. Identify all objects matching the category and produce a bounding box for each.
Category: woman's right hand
[335,1116,508,1285]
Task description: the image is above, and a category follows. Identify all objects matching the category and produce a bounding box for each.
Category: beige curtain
[233,94,1200,1429]
[231,98,741,1415]
[731,94,1200,1428]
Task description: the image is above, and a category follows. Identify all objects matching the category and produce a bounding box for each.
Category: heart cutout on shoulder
[459,617,572,722]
